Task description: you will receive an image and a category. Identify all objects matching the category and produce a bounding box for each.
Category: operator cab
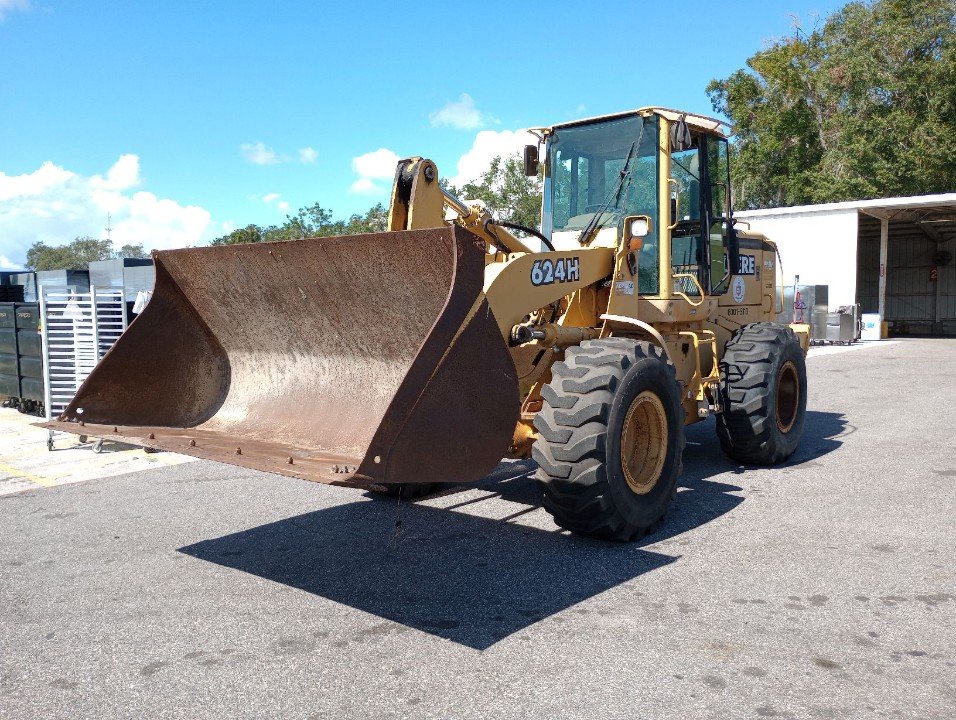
[535,107,736,300]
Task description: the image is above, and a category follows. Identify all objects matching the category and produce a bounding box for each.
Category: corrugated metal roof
[735,193,956,218]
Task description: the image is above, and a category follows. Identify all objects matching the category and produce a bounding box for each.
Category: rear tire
[716,323,807,465]
[533,338,685,542]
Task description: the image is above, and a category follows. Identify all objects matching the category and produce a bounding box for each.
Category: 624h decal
[530,257,580,286]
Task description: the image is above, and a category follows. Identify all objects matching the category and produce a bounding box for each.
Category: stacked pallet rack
[40,286,127,452]
[0,302,21,402]
[0,300,45,413]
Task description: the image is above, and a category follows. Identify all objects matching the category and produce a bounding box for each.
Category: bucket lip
[42,417,378,486]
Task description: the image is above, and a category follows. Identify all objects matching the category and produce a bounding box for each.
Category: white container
[861,313,881,341]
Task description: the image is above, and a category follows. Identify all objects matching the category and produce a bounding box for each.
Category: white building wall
[735,209,859,309]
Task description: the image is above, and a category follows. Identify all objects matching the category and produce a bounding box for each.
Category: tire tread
[533,338,684,541]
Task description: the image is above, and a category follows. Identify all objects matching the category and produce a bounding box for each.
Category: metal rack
[40,287,127,451]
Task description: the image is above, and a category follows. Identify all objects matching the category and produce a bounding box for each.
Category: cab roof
[532,106,732,138]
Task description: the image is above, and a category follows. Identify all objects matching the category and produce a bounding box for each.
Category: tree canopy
[211,152,542,247]
[452,153,542,229]
[210,203,389,245]
[25,237,149,271]
[707,0,956,208]
[115,243,149,259]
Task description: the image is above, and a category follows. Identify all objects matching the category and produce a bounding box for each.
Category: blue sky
[0,0,843,267]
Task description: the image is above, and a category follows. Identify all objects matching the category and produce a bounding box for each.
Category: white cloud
[242,143,317,166]
[260,192,290,213]
[0,161,73,201]
[0,155,212,266]
[220,220,236,233]
[350,147,400,194]
[90,153,140,190]
[0,255,18,270]
[450,128,537,187]
[240,141,279,165]
[353,148,400,179]
[0,0,29,21]
[429,93,496,130]
[349,177,377,195]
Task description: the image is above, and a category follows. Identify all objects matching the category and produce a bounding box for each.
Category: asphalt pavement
[1,338,954,719]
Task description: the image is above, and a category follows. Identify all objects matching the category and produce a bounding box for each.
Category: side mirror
[523,145,539,176]
[670,116,692,152]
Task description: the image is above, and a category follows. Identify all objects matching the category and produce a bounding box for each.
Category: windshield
[549,115,658,234]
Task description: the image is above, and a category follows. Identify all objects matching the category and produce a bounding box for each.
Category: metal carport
[736,193,956,336]
[856,198,956,335]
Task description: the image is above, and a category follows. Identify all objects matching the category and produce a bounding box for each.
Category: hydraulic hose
[494,220,556,252]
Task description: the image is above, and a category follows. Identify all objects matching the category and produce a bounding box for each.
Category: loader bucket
[45,226,520,488]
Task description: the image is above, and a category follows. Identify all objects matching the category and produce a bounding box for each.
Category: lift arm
[387,157,539,254]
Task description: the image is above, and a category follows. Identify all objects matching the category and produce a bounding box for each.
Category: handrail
[667,178,680,230]
[671,272,706,307]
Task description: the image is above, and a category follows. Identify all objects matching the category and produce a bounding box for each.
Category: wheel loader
[47,106,809,541]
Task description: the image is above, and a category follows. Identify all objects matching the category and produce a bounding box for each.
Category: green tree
[707,0,956,208]
[207,154,542,250]
[209,202,391,245]
[26,237,114,270]
[341,203,389,234]
[210,224,265,246]
[453,153,543,228]
[115,243,148,259]
[267,202,336,241]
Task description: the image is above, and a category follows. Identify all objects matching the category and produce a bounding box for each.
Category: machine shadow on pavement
[178,410,847,650]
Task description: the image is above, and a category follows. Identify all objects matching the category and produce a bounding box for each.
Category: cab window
[708,137,731,294]
[669,135,704,296]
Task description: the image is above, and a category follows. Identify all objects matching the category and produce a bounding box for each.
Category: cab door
[668,131,706,297]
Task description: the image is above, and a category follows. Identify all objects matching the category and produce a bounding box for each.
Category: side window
[670,135,703,296]
[575,156,589,216]
[670,148,701,222]
[552,154,590,227]
[709,138,730,220]
[553,156,572,228]
[708,138,731,294]
[632,152,661,295]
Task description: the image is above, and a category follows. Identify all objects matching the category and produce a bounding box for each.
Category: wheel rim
[775,360,800,433]
[620,391,668,495]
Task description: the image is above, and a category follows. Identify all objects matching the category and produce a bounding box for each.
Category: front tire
[533,338,685,542]
[716,323,807,465]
